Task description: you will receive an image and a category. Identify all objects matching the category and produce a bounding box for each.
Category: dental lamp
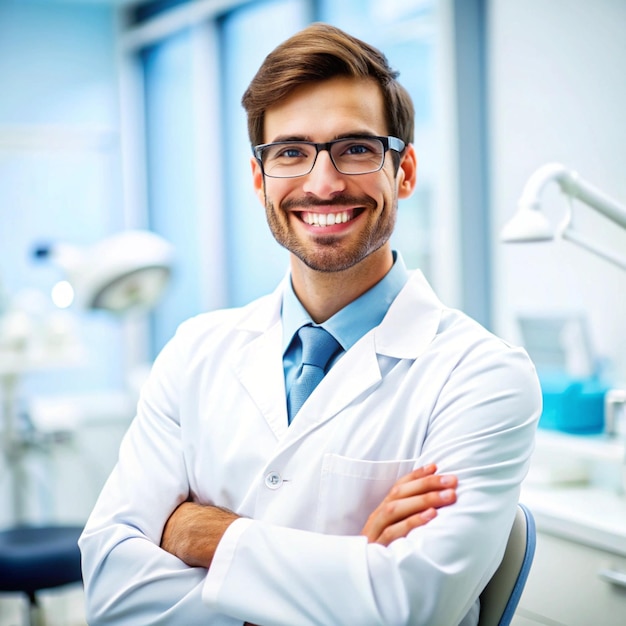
[500,162,626,270]
[1,230,174,522]
[34,229,175,314]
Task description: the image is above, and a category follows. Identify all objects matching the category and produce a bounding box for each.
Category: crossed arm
[160,463,457,569]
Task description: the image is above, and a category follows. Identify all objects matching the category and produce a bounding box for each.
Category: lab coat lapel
[230,283,289,440]
[375,269,443,360]
[289,270,443,434]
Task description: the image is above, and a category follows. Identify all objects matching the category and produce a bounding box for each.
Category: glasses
[253,136,405,178]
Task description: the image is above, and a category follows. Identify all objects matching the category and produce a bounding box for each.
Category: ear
[396,144,418,199]
[251,156,265,204]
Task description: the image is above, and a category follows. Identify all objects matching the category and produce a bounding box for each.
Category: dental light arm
[500,162,626,270]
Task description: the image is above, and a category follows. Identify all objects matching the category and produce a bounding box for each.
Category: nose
[301,149,346,197]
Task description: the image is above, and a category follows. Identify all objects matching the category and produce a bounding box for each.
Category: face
[251,76,417,275]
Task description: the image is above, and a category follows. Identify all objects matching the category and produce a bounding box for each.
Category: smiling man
[79,23,541,626]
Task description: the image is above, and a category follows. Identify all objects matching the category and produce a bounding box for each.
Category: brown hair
[241,22,414,149]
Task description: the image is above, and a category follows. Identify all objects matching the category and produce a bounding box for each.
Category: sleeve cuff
[202,516,254,607]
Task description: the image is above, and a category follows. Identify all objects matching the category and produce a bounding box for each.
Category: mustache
[280,194,377,212]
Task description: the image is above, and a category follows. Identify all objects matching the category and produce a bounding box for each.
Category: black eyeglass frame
[252,135,406,178]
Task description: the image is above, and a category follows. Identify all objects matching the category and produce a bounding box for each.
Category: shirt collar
[281,251,409,353]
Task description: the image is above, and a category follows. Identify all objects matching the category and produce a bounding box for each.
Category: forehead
[263,76,387,142]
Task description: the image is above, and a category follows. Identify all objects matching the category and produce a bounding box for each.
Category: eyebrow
[267,131,381,144]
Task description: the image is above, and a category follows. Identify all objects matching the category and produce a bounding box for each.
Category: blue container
[538,372,607,434]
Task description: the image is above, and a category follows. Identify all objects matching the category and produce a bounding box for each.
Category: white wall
[488,0,626,385]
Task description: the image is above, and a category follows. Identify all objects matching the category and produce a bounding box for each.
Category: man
[79,23,541,625]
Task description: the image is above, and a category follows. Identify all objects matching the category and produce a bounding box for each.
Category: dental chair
[478,503,537,626]
[0,524,83,626]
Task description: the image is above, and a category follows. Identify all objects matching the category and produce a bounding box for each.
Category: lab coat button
[264,471,283,490]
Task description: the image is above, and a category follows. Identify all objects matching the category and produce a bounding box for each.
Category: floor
[0,585,86,626]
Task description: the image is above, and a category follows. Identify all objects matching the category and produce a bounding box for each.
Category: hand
[361,464,457,546]
[160,502,239,569]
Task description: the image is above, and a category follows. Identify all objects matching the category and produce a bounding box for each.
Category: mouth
[298,208,364,227]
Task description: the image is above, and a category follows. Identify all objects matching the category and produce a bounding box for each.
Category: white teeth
[303,211,351,226]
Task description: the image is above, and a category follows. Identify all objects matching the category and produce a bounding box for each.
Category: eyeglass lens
[260,138,385,177]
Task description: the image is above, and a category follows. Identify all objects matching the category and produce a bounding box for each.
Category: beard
[264,192,397,273]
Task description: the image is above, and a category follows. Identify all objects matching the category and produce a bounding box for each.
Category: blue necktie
[287,325,341,423]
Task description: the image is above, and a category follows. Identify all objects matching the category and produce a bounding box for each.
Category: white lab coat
[79,270,541,626]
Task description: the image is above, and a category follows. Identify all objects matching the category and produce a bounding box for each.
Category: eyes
[272,140,378,161]
[343,143,372,156]
[277,146,307,159]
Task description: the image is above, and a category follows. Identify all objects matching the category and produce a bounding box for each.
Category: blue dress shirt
[282,251,409,402]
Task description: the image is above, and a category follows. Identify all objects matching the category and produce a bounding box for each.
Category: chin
[294,241,385,274]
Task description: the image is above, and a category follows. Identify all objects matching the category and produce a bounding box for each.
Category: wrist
[161,502,240,569]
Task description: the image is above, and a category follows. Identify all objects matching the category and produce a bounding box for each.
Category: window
[121,0,466,358]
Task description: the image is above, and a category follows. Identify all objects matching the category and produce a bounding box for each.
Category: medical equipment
[1,230,174,522]
[34,229,174,314]
[502,165,626,438]
[500,162,626,270]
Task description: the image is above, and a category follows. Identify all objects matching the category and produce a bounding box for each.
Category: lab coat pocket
[316,454,419,535]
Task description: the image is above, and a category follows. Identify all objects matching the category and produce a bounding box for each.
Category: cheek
[372,165,398,198]
[372,178,397,206]
[264,180,297,208]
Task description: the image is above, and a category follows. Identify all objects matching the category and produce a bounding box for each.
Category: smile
[301,210,356,227]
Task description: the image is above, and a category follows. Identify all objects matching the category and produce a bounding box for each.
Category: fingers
[363,484,456,545]
[386,464,457,501]
[360,465,458,546]
[373,507,439,547]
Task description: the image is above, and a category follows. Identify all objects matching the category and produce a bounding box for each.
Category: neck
[290,246,393,323]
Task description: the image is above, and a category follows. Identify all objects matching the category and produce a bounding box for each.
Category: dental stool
[0,525,83,626]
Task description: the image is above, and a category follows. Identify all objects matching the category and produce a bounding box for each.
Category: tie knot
[298,325,341,370]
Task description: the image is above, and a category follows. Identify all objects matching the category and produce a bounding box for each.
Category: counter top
[522,428,626,556]
[522,483,626,556]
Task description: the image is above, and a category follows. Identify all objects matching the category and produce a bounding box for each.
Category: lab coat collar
[233,269,443,360]
[229,270,444,441]
[374,269,443,359]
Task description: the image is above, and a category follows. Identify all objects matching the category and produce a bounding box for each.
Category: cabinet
[514,530,626,626]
